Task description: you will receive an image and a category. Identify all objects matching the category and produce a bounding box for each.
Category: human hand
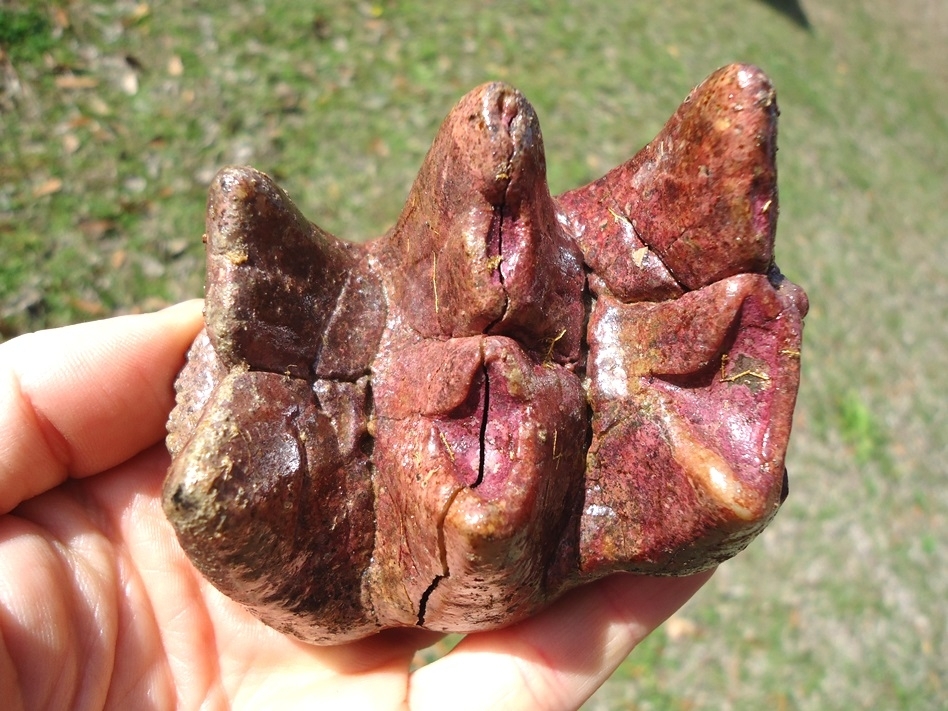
[0,301,711,710]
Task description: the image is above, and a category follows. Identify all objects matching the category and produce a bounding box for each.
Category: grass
[2,0,946,708]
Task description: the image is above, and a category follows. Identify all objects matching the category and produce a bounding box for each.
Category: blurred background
[1,1,945,708]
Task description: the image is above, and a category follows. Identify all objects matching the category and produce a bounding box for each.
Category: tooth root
[204,166,357,377]
[376,84,519,337]
[561,63,779,298]
[377,83,587,363]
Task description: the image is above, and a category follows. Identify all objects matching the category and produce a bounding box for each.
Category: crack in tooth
[484,202,509,334]
[485,100,514,334]
[415,574,442,626]
[418,338,492,624]
[416,485,463,625]
[474,360,490,490]
[417,334,496,625]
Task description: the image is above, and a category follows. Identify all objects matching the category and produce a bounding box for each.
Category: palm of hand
[3,445,445,709]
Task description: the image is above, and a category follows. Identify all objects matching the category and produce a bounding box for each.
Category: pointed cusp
[560,63,779,298]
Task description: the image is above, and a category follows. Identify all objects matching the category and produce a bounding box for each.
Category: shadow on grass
[758,0,811,29]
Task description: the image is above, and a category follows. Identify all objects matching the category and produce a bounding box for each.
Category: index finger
[0,300,203,514]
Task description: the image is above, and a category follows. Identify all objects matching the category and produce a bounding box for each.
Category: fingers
[0,301,203,514]
[408,571,712,711]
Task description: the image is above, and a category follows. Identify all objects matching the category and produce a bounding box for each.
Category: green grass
[2,1,946,708]
[0,6,54,62]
